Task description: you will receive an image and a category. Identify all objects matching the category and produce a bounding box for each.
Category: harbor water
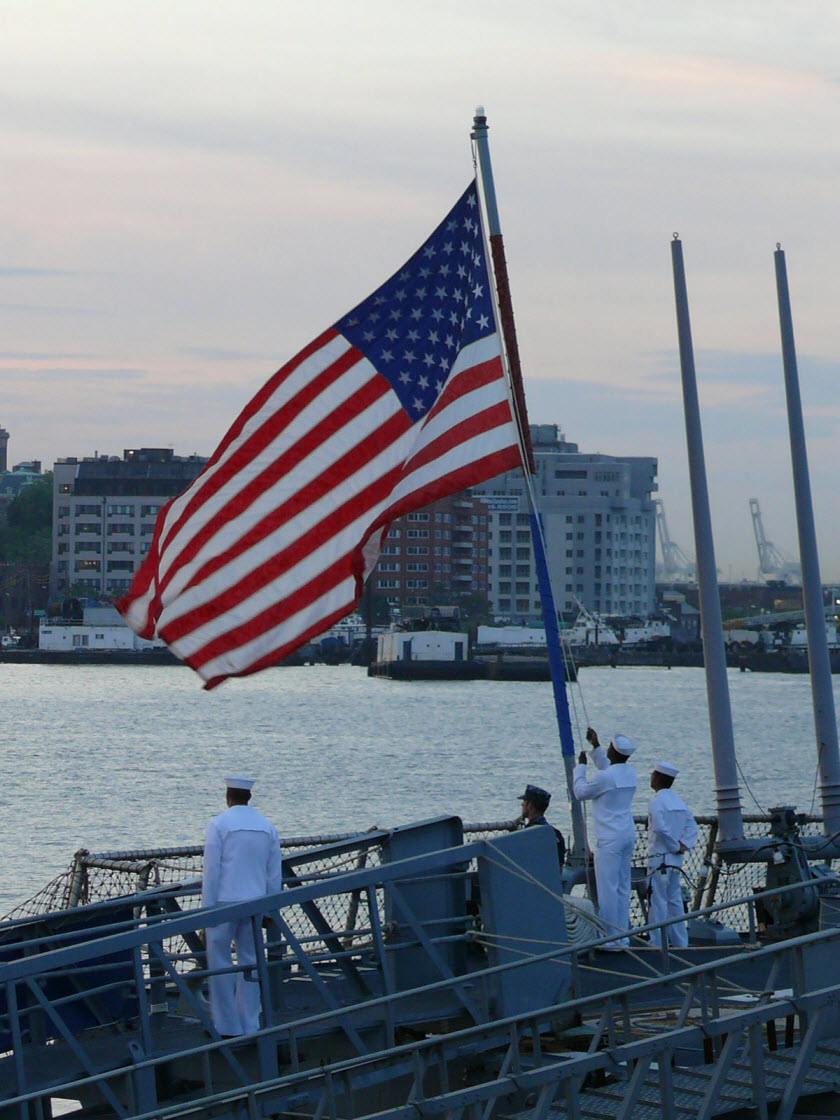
[2,662,838,913]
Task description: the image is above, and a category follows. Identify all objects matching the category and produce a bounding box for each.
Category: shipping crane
[654,499,695,581]
[749,498,801,584]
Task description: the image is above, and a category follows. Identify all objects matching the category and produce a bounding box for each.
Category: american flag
[118,181,525,687]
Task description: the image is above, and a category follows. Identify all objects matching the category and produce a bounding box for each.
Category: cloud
[0,303,105,316]
[0,365,147,383]
[0,267,76,277]
[182,346,264,362]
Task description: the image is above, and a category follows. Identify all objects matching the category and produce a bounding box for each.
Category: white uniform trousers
[594,835,635,948]
[647,866,688,948]
[206,918,261,1035]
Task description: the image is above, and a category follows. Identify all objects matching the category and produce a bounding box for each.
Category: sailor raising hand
[574,727,638,950]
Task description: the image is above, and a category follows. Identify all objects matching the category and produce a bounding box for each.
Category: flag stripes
[119,181,525,686]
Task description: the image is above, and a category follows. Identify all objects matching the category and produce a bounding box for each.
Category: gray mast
[774,246,840,841]
[670,236,745,847]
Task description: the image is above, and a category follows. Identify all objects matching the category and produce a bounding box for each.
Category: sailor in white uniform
[202,774,283,1036]
[573,727,638,949]
[646,761,698,948]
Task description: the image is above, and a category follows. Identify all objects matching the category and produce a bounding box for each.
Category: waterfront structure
[371,491,491,613]
[472,424,657,620]
[51,448,206,599]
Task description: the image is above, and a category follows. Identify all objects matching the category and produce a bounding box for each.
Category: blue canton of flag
[336,184,495,420]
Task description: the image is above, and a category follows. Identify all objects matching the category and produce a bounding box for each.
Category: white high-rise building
[471,424,658,621]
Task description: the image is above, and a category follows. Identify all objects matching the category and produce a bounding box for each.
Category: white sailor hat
[653,761,678,778]
[225,774,255,790]
[612,733,637,757]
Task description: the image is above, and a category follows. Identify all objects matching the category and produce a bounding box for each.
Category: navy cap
[518,784,551,808]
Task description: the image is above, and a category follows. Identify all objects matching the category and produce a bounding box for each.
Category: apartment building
[472,424,658,621]
[51,448,206,599]
[371,491,490,611]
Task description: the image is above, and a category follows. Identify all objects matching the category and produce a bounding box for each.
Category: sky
[2,1,840,581]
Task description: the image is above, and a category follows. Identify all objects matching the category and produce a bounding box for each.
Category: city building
[371,491,490,613]
[472,424,658,621]
[51,448,206,599]
[0,425,44,521]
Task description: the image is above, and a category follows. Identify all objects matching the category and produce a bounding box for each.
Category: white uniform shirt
[646,788,698,869]
[573,746,637,844]
[202,804,283,908]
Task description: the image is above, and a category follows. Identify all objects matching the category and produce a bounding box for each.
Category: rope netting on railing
[625,813,832,928]
[1,815,832,939]
[0,823,518,936]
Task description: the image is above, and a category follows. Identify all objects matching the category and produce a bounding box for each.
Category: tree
[0,473,53,563]
[453,591,492,629]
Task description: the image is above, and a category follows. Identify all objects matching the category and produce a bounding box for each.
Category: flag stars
[337,184,494,422]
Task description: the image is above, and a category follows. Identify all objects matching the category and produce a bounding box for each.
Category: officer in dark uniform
[518,784,566,869]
